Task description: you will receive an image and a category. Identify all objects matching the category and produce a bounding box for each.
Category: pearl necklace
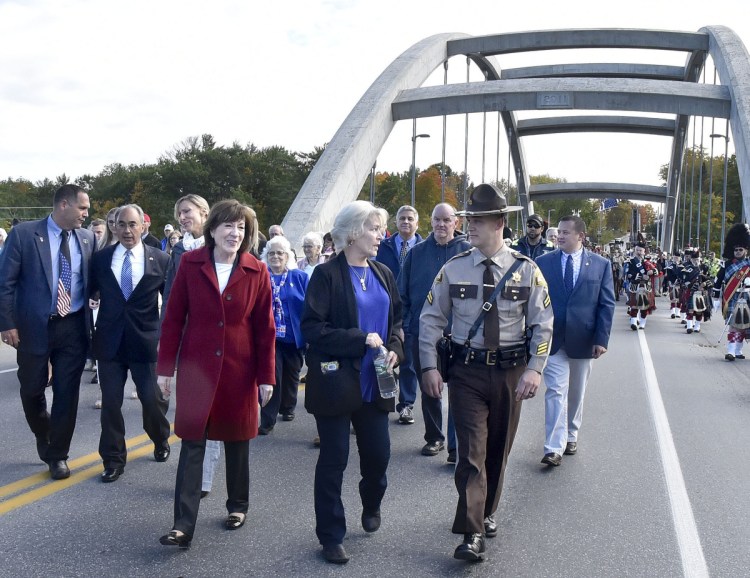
[349,265,368,291]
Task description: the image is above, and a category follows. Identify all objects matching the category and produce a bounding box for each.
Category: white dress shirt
[111,242,145,291]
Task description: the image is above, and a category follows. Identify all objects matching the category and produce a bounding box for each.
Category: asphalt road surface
[1,295,749,577]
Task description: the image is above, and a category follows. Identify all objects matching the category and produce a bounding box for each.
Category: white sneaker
[398,406,415,425]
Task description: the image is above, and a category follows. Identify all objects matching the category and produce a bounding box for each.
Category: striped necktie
[121,250,133,300]
[56,230,72,316]
[399,240,408,265]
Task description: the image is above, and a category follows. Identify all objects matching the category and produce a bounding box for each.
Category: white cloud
[0,0,746,195]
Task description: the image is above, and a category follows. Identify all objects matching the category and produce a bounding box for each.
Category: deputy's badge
[511,271,522,283]
[426,290,433,305]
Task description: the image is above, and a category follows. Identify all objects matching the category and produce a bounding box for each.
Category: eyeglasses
[734,247,746,252]
[267,251,286,257]
[526,223,542,229]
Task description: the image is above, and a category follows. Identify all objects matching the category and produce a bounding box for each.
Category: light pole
[547,209,555,226]
[710,129,730,256]
[410,119,430,208]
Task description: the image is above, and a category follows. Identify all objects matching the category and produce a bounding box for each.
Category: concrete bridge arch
[282,27,750,253]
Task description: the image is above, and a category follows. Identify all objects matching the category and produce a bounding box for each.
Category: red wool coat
[157,248,276,441]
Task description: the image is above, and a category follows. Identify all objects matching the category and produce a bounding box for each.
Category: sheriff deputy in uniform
[419,184,553,563]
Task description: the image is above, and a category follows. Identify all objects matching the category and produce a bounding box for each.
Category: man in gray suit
[0,185,95,480]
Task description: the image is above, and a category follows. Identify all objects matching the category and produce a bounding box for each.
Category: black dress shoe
[447,449,456,464]
[225,513,246,530]
[362,509,381,532]
[281,412,295,422]
[453,533,485,561]
[101,466,124,483]
[484,515,498,538]
[564,442,578,455]
[48,460,70,480]
[726,353,736,361]
[160,530,191,549]
[421,440,445,456]
[200,490,210,499]
[541,452,562,467]
[258,425,274,435]
[36,435,49,462]
[630,323,637,331]
[322,543,350,564]
[154,445,170,462]
[736,354,746,360]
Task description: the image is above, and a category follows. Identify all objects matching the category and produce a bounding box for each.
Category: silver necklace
[349,265,368,291]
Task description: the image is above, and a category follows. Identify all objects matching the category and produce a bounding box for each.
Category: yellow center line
[0,425,176,506]
[0,434,179,516]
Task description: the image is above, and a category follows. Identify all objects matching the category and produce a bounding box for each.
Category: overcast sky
[1,0,747,194]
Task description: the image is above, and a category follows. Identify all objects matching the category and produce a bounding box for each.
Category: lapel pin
[39,237,44,242]
[83,239,89,244]
[149,257,154,261]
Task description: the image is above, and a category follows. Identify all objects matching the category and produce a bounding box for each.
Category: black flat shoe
[484,515,498,538]
[361,509,381,533]
[154,445,170,462]
[454,533,485,562]
[101,466,124,483]
[322,543,350,564]
[200,490,210,499]
[564,442,578,455]
[225,513,246,530]
[159,530,191,549]
[541,453,562,467]
[47,460,70,480]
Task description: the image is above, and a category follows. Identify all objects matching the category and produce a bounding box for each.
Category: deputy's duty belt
[453,343,526,368]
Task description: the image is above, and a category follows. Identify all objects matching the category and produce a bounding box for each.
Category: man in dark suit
[375,205,422,426]
[90,204,171,482]
[535,215,615,467]
[0,185,95,480]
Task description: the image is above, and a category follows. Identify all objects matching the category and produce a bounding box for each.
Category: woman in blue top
[260,235,308,433]
[301,201,404,565]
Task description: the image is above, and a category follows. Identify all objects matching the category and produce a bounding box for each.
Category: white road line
[0,368,17,374]
[638,330,709,578]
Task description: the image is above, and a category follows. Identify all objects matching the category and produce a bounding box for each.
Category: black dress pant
[173,437,249,537]
[260,340,303,427]
[98,359,170,468]
[313,402,390,547]
[448,361,524,534]
[17,311,87,462]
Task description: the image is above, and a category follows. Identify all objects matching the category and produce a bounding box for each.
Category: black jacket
[89,243,169,362]
[301,252,404,416]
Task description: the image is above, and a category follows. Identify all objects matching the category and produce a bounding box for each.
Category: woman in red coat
[156,200,276,548]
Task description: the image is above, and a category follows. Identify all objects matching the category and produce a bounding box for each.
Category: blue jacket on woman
[270,267,308,349]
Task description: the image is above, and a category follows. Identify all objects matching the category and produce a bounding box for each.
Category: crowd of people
[0,183,746,564]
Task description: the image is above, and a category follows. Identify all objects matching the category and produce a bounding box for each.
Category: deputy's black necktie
[483,259,499,349]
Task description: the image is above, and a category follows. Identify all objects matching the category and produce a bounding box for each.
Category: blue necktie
[564,254,574,294]
[56,230,72,316]
[121,250,133,300]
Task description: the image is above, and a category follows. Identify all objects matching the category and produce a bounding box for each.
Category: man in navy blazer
[375,205,422,426]
[535,215,615,467]
[89,204,171,482]
[0,185,95,480]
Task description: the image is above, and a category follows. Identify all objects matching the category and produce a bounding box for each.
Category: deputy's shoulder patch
[434,270,443,284]
[534,269,548,288]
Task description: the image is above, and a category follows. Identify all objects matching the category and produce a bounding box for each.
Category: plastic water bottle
[373,346,398,399]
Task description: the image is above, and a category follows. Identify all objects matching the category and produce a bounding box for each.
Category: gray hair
[546,227,559,237]
[396,205,418,221]
[302,231,324,248]
[117,204,145,224]
[261,234,298,269]
[331,201,388,251]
